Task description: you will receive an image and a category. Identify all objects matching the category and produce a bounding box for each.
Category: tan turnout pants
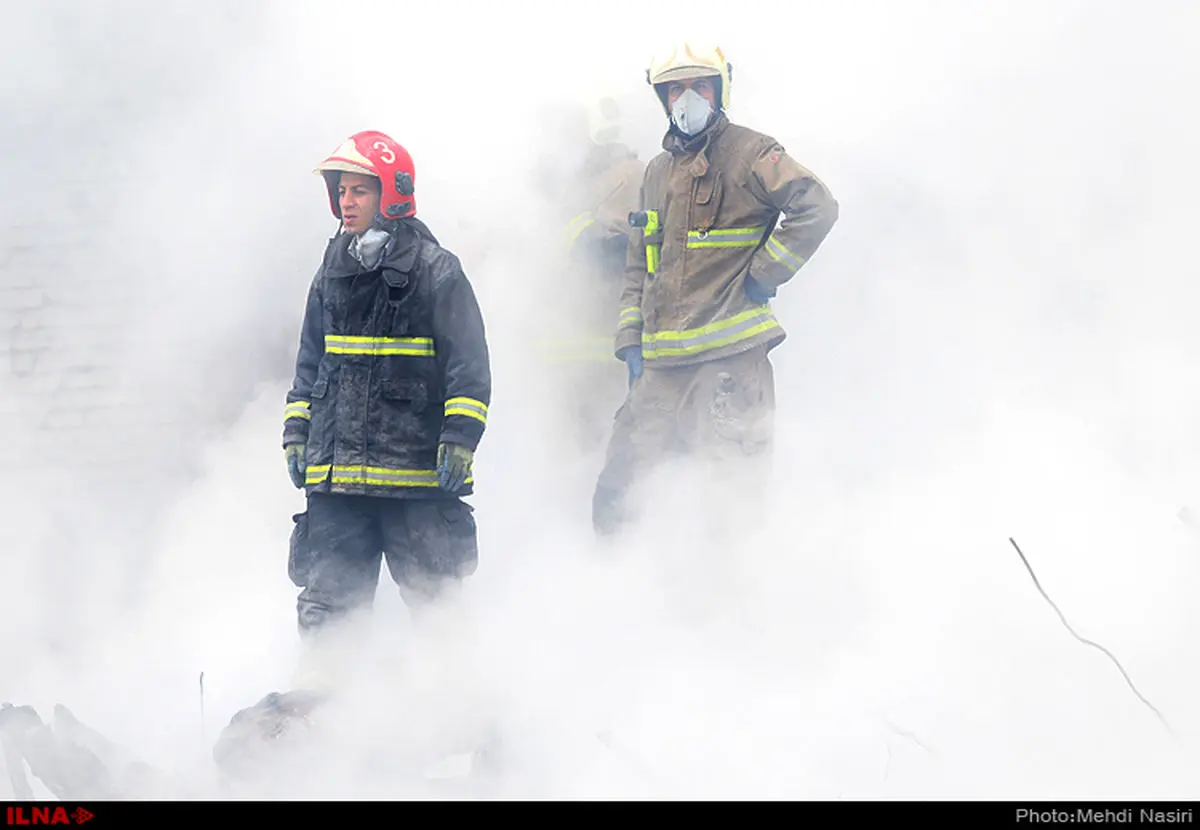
[591,344,777,536]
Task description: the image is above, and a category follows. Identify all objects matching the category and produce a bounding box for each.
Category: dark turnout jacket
[282,218,491,498]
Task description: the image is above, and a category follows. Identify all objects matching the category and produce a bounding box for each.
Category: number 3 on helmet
[313,130,417,220]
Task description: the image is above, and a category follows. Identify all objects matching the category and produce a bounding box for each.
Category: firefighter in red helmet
[281,130,492,693]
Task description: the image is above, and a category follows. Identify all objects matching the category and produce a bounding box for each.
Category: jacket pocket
[306,376,329,458]
[437,500,479,578]
[381,377,428,412]
[708,370,773,456]
[406,500,479,579]
[691,169,724,233]
[311,354,339,401]
[305,361,340,473]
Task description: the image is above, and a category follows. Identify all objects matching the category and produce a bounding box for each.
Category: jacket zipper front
[681,155,698,302]
[354,269,374,470]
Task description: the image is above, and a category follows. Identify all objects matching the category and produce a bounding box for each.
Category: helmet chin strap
[371,213,401,233]
[338,212,395,235]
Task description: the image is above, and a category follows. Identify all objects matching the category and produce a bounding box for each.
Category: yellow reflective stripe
[445,396,487,424]
[643,307,772,343]
[325,335,435,356]
[643,210,660,275]
[618,306,643,328]
[642,307,781,360]
[686,226,767,248]
[543,354,618,364]
[304,464,472,488]
[535,336,619,364]
[566,212,595,246]
[764,235,805,271]
[284,401,311,421]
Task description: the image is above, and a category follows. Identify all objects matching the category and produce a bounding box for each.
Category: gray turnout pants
[289,491,478,635]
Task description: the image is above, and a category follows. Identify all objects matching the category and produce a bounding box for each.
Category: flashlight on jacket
[628,211,650,228]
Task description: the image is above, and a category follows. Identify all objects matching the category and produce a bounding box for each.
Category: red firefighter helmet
[313,130,416,221]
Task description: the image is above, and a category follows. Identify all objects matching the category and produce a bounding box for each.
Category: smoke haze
[1,0,1198,799]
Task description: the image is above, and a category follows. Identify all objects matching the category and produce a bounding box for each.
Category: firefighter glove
[285,443,306,489]
[437,442,474,493]
[619,346,644,389]
[744,273,776,304]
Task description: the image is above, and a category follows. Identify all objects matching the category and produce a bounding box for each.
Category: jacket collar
[662,111,731,157]
[324,218,433,279]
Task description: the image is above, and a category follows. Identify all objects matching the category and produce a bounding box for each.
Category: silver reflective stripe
[765,235,805,271]
[686,226,766,248]
[324,335,435,356]
[305,464,447,487]
[332,468,439,486]
[284,401,311,421]
[445,397,488,423]
[642,307,780,360]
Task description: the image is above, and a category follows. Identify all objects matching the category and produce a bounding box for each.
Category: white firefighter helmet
[646,41,732,112]
[587,96,623,144]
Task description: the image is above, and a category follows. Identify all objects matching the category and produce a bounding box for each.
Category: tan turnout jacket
[615,113,839,368]
[560,142,645,358]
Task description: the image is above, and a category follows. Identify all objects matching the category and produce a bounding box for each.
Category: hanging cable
[1008,537,1173,737]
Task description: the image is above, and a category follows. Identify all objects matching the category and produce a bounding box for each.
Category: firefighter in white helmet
[592,42,840,536]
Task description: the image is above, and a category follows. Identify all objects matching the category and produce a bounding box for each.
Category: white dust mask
[670,87,714,136]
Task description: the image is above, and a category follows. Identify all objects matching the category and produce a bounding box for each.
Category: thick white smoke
[2,0,1198,799]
